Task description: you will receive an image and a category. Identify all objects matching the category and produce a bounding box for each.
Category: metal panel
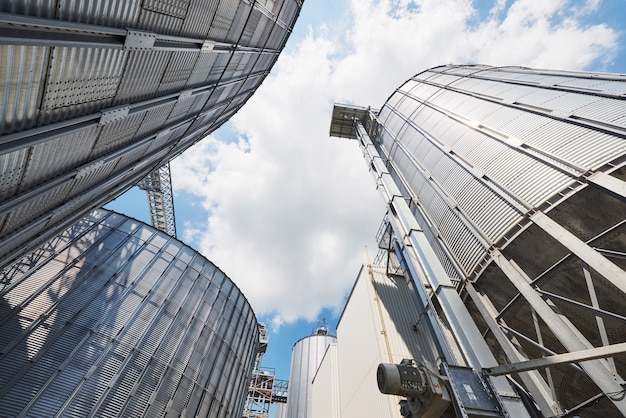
[0,149,29,201]
[137,1,187,36]
[0,45,48,135]
[0,0,57,18]
[181,0,219,38]
[21,125,101,190]
[115,50,172,104]
[286,332,337,418]
[0,209,259,417]
[1,182,74,235]
[93,111,145,156]
[41,47,127,124]
[56,0,142,28]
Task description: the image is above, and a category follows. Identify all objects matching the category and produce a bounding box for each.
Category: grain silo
[285,323,337,418]
[0,209,259,417]
[330,65,626,417]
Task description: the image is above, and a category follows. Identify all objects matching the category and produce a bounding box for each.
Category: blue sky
[106,0,626,414]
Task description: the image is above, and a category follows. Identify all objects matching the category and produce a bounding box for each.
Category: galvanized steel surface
[0,0,303,267]
[339,65,626,416]
[0,209,259,417]
[286,331,337,418]
[377,65,626,276]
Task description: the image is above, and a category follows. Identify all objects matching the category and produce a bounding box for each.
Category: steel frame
[339,101,626,416]
[137,163,177,238]
[354,119,532,417]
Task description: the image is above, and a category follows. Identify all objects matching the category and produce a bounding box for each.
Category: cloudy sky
[169,0,624,326]
[109,0,626,392]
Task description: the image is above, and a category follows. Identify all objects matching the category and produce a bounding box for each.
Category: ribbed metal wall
[0,0,303,267]
[377,65,626,278]
[285,329,336,418]
[312,264,440,418]
[0,208,259,417]
[336,65,626,417]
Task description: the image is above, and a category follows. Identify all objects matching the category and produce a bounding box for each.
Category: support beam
[589,171,626,200]
[353,118,531,418]
[492,250,626,414]
[0,12,281,54]
[466,284,563,416]
[486,342,626,376]
[531,210,626,295]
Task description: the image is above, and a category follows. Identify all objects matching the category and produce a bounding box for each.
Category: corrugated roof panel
[557,130,625,170]
[0,0,57,18]
[160,51,199,87]
[208,0,240,41]
[147,123,190,154]
[116,51,171,104]
[592,80,626,94]
[166,99,195,125]
[0,45,48,135]
[482,106,525,130]
[1,182,74,235]
[0,149,29,201]
[56,0,142,28]
[135,102,176,139]
[514,88,562,108]
[426,73,461,87]
[181,0,220,38]
[68,160,119,197]
[93,112,145,156]
[542,92,600,114]
[137,4,186,36]
[225,2,253,44]
[279,0,300,26]
[41,47,127,124]
[573,98,626,125]
[186,53,218,86]
[265,23,288,50]
[21,125,101,190]
[113,143,152,173]
[499,111,550,140]
[555,77,609,90]
[247,12,270,46]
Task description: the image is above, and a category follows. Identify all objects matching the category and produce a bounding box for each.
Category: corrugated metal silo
[0,209,259,417]
[330,65,626,417]
[0,0,304,266]
[285,324,337,418]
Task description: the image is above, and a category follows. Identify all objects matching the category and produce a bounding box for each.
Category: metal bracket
[99,107,130,126]
[76,160,105,179]
[124,30,157,50]
[201,40,215,53]
[178,89,193,102]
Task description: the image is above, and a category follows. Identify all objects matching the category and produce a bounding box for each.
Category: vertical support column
[354,120,532,418]
[466,283,563,416]
[492,250,626,415]
[582,262,617,373]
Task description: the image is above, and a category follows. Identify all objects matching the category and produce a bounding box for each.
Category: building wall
[285,330,336,418]
[310,343,340,418]
[0,209,259,417]
[311,264,440,418]
[0,0,303,266]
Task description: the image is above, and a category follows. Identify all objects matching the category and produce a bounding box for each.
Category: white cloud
[171,0,619,326]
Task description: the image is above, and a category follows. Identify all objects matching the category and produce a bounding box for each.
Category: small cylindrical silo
[285,325,337,418]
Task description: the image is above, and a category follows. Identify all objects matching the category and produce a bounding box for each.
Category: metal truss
[242,324,288,418]
[137,163,177,238]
